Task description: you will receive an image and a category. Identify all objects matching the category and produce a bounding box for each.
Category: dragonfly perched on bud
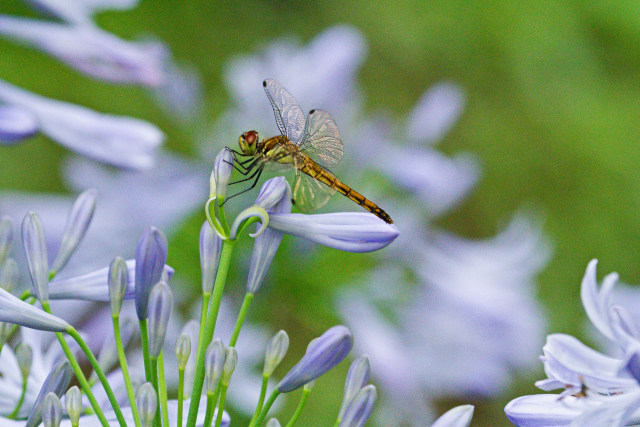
[227,79,393,224]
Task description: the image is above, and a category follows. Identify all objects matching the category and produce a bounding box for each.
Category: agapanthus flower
[505,259,640,426]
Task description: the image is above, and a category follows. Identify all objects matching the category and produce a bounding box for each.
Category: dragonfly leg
[222,168,264,205]
[225,159,252,174]
[229,165,263,185]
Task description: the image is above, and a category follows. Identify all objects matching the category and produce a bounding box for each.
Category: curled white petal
[229,206,269,240]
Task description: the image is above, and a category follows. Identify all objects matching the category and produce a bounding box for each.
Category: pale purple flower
[268,212,398,253]
[147,281,173,357]
[278,325,353,392]
[21,212,49,302]
[212,149,234,199]
[505,260,640,426]
[25,360,72,427]
[406,82,465,145]
[0,104,38,145]
[200,221,222,295]
[0,79,164,170]
[338,384,377,427]
[0,287,69,332]
[0,16,166,86]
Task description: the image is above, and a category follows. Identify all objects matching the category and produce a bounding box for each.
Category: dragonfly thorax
[238,130,259,155]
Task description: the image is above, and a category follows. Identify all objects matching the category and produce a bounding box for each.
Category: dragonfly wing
[292,170,336,212]
[298,109,344,168]
[263,79,306,143]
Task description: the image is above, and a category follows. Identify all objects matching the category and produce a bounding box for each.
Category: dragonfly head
[239,130,259,155]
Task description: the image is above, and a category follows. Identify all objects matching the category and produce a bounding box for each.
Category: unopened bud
[175,333,191,371]
[21,212,49,302]
[338,356,371,420]
[148,281,173,358]
[65,386,82,426]
[15,342,33,380]
[0,257,18,292]
[108,257,129,316]
[42,392,62,427]
[205,338,225,394]
[200,221,222,294]
[264,330,289,377]
[221,347,238,387]
[136,382,157,427]
[338,385,377,427]
[266,419,282,427]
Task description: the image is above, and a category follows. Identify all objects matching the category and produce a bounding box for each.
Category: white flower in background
[24,0,139,25]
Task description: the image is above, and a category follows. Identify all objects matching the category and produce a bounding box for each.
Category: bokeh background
[2,1,640,426]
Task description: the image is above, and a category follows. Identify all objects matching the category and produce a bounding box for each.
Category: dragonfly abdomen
[299,160,394,224]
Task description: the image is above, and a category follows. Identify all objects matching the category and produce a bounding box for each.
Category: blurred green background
[2,1,640,425]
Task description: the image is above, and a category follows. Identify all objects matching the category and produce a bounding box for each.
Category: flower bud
[181,320,199,397]
[266,419,282,427]
[338,384,377,427]
[263,330,289,377]
[50,189,97,274]
[221,347,238,387]
[212,148,233,199]
[108,256,129,316]
[175,333,191,371]
[278,326,353,393]
[15,342,33,380]
[42,392,62,427]
[136,382,157,427]
[0,257,19,293]
[65,386,82,426]
[148,281,173,358]
[21,212,49,301]
[0,215,14,266]
[200,221,222,294]
[431,405,474,427]
[338,356,371,420]
[205,338,225,394]
[0,322,12,343]
[25,360,72,427]
[135,226,168,320]
[254,176,287,211]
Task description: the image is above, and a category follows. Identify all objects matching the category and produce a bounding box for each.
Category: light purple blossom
[431,405,474,427]
[24,0,139,25]
[504,260,640,426]
[0,79,164,170]
[0,16,166,86]
[0,287,69,333]
[134,226,168,320]
[268,212,398,253]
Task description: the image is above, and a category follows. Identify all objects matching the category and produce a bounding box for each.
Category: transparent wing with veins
[292,171,336,212]
[298,109,344,168]
[263,79,305,143]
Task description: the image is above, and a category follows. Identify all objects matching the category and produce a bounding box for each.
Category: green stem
[249,375,269,425]
[140,319,153,383]
[229,292,254,347]
[19,290,31,300]
[151,357,161,427]
[113,316,142,427]
[285,388,312,427]
[214,386,228,427]
[186,240,236,427]
[66,326,127,427]
[203,394,215,427]
[217,200,230,234]
[253,389,281,427]
[177,368,185,427]
[196,292,211,369]
[54,329,109,427]
[158,353,170,427]
[8,373,27,418]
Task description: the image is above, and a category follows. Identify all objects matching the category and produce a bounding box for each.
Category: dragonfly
[227,79,393,224]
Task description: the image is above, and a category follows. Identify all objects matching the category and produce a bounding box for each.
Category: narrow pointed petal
[21,212,49,301]
[268,212,399,253]
[48,258,173,302]
[406,82,465,144]
[504,394,584,426]
[0,287,70,332]
[212,149,234,199]
[50,189,97,274]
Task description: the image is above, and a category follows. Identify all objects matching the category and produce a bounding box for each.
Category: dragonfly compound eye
[238,130,259,155]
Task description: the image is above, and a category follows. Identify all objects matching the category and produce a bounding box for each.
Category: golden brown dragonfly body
[231,79,393,224]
